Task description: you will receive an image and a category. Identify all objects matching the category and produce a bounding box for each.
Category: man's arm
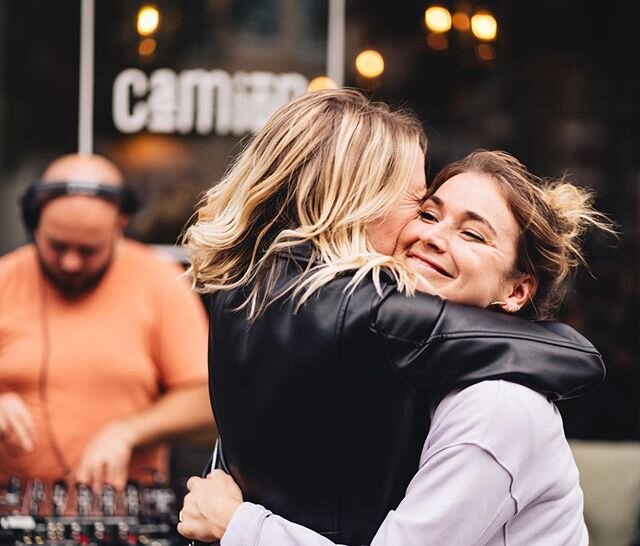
[75,382,213,491]
[112,381,213,445]
[74,255,212,491]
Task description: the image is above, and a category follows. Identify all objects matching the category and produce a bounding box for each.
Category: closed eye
[462,230,485,242]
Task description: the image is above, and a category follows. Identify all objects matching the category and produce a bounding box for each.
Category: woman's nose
[418,222,449,252]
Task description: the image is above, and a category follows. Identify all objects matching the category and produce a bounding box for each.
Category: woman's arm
[178,472,346,545]
[370,287,605,400]
[185,383,525,546]
[218,446,514,546]
[186,381,584,546]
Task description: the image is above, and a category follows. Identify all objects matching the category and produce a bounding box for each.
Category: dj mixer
[0,478,185,545]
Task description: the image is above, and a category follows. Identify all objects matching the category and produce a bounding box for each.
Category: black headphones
[20,180,141,233]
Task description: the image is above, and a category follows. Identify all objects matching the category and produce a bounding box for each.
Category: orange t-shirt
[0,241,208,484]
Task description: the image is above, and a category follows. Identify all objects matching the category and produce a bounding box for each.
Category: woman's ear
[501,275,536,314]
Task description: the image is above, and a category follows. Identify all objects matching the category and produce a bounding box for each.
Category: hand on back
[178,469,244,542]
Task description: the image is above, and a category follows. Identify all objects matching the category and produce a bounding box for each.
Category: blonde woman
[179,91,605,545]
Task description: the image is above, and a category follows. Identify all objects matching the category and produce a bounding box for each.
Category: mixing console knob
[117,521,129,542]
[5,475,21,506]
[101,484,116,517]
[77,483,93,517]
[8,476,21,494]
[46,521,57,542]
[29,480,44,516]
[125,483,140,517]
[153,488,176,516]
[93,521,106,542]
[52,481,67,517]
[70,521,82,541]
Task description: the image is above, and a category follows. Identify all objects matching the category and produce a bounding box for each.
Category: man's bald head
[34,154,128,299]
[41,153,124,187]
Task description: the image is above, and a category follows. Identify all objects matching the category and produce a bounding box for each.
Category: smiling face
[394,171,533,311]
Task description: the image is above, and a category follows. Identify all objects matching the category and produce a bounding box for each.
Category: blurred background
[0,0,637,537]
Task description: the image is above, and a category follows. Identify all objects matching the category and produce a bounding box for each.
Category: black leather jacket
[208,246,604,545]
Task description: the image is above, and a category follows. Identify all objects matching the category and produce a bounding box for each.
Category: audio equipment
[0,478,183,545]
[20,180,141,232]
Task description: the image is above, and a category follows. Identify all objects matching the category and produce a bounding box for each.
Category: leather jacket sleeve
[369,285,605,401]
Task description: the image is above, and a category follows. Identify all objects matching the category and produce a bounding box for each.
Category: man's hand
[75,383,212,493]
[178,470,243,542]
[0,392,35,452]
[74,421,137,492]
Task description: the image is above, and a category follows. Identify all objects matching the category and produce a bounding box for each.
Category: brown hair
[429,150,615,320]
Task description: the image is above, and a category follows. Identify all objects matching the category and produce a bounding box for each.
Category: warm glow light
[427,33,448,51]
[452,12,471,32]
[475,43,496,61]
[424,6,452,33]
[471,11,497,41]
[355,50,385,78]
[307,76,338,92]
[138,38,157,57]
[137,5,160,36]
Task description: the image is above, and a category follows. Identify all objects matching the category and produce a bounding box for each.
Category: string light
[137,5,160,36]
[424,6,452,33]
[308,77,338,92]
[471,11,497,41]
[355,50,385,78]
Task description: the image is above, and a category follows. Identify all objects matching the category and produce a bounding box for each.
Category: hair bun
[543,180,594,240]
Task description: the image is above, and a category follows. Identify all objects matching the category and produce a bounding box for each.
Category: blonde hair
[429,150,616,320]
[184,89,427,317]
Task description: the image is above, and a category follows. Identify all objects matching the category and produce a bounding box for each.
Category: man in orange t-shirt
[0,153,212,491]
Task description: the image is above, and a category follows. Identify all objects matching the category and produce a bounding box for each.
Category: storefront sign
[112,68,308,135]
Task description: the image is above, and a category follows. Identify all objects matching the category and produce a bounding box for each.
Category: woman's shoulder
[428,381,580,511]
[429,381,562,455]
[439,380,553,414]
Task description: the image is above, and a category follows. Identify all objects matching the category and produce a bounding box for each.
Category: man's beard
[37,251,113,300]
